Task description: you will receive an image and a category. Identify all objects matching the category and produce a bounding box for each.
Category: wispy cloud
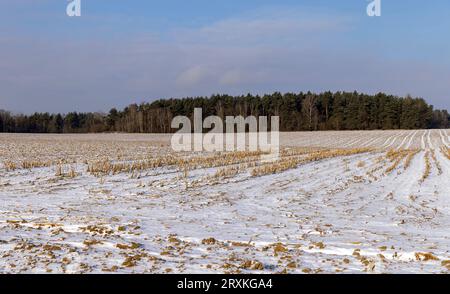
[169,7,350,46]
[0,5,449,113]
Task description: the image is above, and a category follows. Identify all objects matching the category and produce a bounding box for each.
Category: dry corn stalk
[251,148,372,177]
[420,151,431,183]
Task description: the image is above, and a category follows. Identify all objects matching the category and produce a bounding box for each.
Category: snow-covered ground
[0,130,449,273]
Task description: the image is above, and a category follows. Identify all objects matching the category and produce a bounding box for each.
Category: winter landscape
[1,130,449,274]
[2,0,450,280]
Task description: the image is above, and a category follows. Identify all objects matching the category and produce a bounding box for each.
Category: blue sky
[1,0,449,113]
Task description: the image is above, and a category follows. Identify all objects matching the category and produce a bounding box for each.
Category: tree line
[1,91,449,133]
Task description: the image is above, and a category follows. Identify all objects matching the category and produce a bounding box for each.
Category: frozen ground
[0,130,449,273]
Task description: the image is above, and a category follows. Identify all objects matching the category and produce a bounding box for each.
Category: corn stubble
[1,132,450,274]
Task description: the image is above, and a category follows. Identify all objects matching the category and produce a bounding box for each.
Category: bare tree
[302,95,318,131]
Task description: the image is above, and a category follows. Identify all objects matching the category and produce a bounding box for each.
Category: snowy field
[0,130,449,274]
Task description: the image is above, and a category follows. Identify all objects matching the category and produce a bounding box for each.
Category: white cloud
[219,69,243,86]
[176,66,211,87]
[1,7,449,113]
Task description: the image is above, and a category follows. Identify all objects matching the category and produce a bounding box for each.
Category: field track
[0,130,449,273]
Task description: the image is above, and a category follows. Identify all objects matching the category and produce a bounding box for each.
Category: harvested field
[0,130,450,273]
